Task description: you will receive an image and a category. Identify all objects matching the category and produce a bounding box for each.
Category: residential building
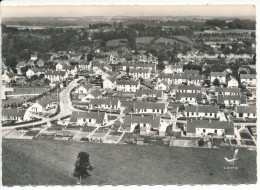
[44,70,68,83]
[210,71,226,84]
[171,85,202,96]
[136,89,163,100]
[155,81,169,91]
[78,60,91,70]
[163,64,183,74]
[116,80,140,92]
[2,108,26,122]
[75,83,93,94]
[217,95,247,106]
[89,98,121,110]
[69,111,108,126]
[81,90,102,102]
[186,120,235,138]
[129,68,151,79]
[227,77,239,88]
[184,105,219,118]
[240,74,256,86]
[215,87,241,96]
[133,102,167,114]
[235,106,256,119]
[103,77,116,90]
[175,93,203,104]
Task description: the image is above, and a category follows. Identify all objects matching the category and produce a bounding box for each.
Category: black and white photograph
[0,0,258,187]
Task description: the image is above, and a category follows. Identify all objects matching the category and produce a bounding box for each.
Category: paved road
[2,78,82,130]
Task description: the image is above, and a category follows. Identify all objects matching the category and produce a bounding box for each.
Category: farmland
[2,139,257,185]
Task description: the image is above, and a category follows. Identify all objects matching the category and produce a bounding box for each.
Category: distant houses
[210,71,226,84]
[133,102,167,114]
[240,74,256,87]
[184,105,219,118]
[116,80,140,92]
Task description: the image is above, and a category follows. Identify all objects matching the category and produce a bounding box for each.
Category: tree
[213,78,220,87]
[157,61,165,70]
[73,152,93,183]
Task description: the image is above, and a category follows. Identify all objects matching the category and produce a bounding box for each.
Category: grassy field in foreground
[2,139,257,186]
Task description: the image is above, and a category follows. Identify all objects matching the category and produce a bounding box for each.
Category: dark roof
[2,108,26,117]
[187,75,203,80]
[105,77,116,83]
[176,93,203,101]
[45,70,66,76]
[38,96,56,107]
[177,85,202,91]
[89,90,102,97]
[158,73,173,79]
[129,68,150,73]
[70,111,106,124]
[210,71,226,77]
[80,83,93,90]
[136,89,163,98]
[217,95,247,104]
[134,102,166,110]
[79,60,91,65]
[240,74,256,79]
[123,115,160,129]
[187,120,234,135]
[90,98,119,106]
[172,73,188,79]
[184,70,199,75]
[216,87,241,94]
[185,105,219,113]
[236,106,256,114]
[116,80,139,86]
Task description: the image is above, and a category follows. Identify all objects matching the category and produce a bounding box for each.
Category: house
[133,102,167,114]
[158,73,174,85]
[217,95,247,107]
[240,74,256,86]
[171,85,202,96]
[129,68,151,79]
[2,73,16,84]
[27,60,35,67]
[75,83,93,94]
[116,80,140,92]
[210,71,226,84]
[136,89,163,100]
[2,108,26,122]
[186,120,235,138]
[36,59,45,67]
[121,62,156,73]
[235,106,256,119]
[184,105,219,118]
[92,60,106,71]
[163,64,183,74]
[103,77,116,90]
[187,75,203,86]
[215,87,241,96]
[63,65,78,76]
[56,63,64,71]
[155,81,169,91]
[78,60,91,70]
[175,93,203,104]
[16,61,27,73]
[227,77,239,88]
[30,54,37,61]
[44,70,68,83]
[121,114,161,135]
[89,98,121,110]
[172,73,188,85]
[26,69,37,78]
[81,90,102,102]
[69,110,108,126]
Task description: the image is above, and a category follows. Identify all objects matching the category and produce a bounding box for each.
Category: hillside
[2,139,257,185]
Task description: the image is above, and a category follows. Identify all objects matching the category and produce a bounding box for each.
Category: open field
[2,139,256,186]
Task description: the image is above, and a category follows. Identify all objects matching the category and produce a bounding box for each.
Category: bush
[198,139,205,147]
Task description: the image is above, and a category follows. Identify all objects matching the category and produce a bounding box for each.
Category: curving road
[2,78,82,130]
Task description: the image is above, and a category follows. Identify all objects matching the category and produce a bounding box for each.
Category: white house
[133,102,167,114]
[186,120,235,138]
[129,68,151,79]
[75,84,93,94]
[184,105,219,118]
[103,78,116,90]
[210,71,226,84]
[215,87,241,96]
[155,81,169,91]
[116,80,140,92]
[89,98,121,110]
[227,77,239,88]
[69,110,108,127]
[44,70,68,83]
[171,85,202,96]
[163,64,183,74]
[217,95,247,107]
[240,74,256,87]
[136,89,163,100]
[235,106,256,119]
[26,69,37,78]
[175,93,203,104]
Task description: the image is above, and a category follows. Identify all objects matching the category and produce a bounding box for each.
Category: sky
[1,5,256,18]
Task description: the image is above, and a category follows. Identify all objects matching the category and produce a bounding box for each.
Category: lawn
[2,139,257,186]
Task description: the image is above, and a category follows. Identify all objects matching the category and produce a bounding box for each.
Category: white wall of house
[228,78,238,88]
[241,78,256,86]
[116,84,140,92]
[103,79,116,90]
[211,76,226,84]
[134,107,167,114]
[185,112,219,118]
[75,86,89,94]
[196,127,225,136]
[236,112,256,119]
[129,72,151,79]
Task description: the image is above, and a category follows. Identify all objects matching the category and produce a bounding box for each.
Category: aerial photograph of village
[1,4,257,186]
